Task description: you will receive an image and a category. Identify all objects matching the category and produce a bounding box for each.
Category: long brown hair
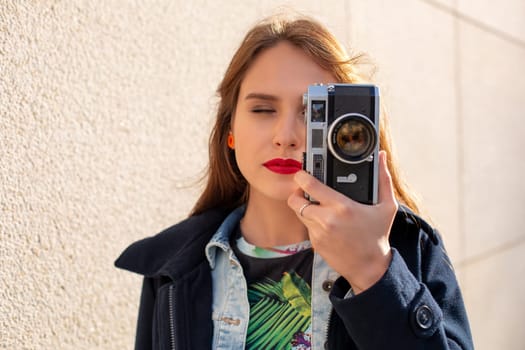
[191,13,420,216]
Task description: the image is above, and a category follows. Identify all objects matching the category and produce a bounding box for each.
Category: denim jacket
[115,206,474,350]
[205,206,340,349]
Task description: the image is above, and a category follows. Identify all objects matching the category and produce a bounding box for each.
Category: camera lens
[328,113,377,164]
[336,120,371,156]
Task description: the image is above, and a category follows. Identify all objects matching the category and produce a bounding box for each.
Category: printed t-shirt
[231,227,314,350]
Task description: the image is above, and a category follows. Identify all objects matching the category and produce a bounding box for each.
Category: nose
[272,109,304,149]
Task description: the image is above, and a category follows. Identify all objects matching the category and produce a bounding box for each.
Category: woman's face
[232,41,335,202]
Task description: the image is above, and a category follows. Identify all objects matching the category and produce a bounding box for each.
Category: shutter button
[322,280,334,292]
[415,305,433,329]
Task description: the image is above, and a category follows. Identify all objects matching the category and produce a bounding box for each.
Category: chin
[246,182,296,203]
[262,183,299,202]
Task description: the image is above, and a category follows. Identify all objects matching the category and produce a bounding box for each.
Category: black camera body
[303,84,380,205]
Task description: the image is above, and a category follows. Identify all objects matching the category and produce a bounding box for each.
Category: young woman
[116,13,474,350]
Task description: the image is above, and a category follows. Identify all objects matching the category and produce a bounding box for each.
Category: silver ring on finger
[299,202,312,217]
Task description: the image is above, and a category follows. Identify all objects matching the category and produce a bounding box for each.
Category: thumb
[377,151,397,205]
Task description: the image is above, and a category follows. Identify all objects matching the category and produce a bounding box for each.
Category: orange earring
[227,133,235,149]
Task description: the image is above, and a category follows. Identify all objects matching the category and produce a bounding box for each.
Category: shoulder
[390,205,453,277]
[114,208,230,278]
[391,205,438,243]
[390,205,443,260]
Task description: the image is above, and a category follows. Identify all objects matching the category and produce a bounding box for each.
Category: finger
[377,151,397,206]
[293,170,349,206]
[287,188,316,218]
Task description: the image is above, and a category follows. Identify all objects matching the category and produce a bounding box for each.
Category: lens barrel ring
[327,113,377,164]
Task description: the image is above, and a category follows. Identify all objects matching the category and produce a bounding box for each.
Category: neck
[240,192,308,248]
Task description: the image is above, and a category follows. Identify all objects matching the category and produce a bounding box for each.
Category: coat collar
[114,208,230,280]
[114,205,435,280]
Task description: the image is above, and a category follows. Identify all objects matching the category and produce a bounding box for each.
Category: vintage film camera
[303,84,380,205]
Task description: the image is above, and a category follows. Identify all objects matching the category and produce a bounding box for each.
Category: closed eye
[251,108,275,114]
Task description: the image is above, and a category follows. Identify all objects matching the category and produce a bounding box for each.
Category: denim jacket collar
[205,205,246,269]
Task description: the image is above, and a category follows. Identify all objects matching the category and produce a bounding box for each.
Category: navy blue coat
[115,207,474,349]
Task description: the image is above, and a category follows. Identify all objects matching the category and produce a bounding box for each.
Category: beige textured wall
[1,1,524,349]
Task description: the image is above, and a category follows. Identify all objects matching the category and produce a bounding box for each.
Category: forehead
[238,41,335,99]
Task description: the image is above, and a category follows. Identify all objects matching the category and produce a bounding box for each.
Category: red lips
[263,158,302,175]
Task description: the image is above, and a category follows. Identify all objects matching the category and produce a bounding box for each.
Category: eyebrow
[244,92,280,101]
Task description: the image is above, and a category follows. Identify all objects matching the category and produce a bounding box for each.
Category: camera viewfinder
[311,101,326,122]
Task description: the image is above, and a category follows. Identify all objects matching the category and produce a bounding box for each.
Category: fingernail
[381,151,387,165]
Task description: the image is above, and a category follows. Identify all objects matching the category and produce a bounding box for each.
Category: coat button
[322,280,334,292]
[415,305,433,329]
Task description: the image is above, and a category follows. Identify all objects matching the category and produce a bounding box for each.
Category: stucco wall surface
[1,1,524,349]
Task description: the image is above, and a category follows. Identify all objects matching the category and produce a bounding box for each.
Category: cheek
[233,118,267,147]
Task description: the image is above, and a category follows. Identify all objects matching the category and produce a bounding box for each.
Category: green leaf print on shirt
[246,271,312,349]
